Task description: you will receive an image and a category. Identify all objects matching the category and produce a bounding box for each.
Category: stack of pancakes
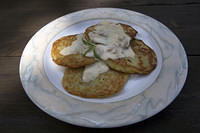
[51,23,157,98]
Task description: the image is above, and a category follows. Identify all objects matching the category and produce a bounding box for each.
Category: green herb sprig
[82,37,101,60]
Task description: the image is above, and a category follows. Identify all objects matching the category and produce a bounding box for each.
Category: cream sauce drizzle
[60,34,88,55]
[88,21,135,60]
[82,61,109,82]
[59,21,135,82]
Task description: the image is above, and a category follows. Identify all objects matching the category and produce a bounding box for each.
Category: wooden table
[0,0,199,132]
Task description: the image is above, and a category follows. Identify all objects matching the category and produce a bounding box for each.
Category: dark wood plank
[0,56,199,132]
[0,0,200,9]
[0,0,199,132]
[0,1,200,56]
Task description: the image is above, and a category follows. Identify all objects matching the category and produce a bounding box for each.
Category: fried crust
[106,39,157,74]
[84,23,157,74]
[84,23,137,41]
[51,35,95,68]
[62,67,129,98]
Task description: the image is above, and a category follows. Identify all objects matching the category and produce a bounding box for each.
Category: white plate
[43,19,162,103]
[19,8,188,128]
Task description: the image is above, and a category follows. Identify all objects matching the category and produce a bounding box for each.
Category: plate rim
[19,8,188,128]
[43,19,163,103]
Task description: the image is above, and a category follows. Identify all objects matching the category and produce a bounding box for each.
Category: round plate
[43,19,162,103]
[19,8,188,128]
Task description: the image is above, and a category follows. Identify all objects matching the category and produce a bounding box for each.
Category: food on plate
[51,34,95,68]
[51,20,157,98]
[84,21,157,74]
[105,39,157,74]
[62,65,129,98]
[84,22,137,43]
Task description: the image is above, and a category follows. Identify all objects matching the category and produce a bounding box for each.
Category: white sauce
[59,21,136,82]
[88,21,135,60]
[82,61,109,82]
[89,21,130,48]
[95,45,135,60]
[60,34,88,55]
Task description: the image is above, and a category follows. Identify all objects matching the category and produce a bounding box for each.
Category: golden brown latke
[62,67,129,98]
[84,23,137,41]
[84,23,157,74]
[105,39,157,74]
[51,35,95,68]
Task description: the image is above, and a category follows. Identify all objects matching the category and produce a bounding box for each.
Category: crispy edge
[62,68,130,98]
[51,34,95,68]
[84,23,157,74]
[84,23,137,42]
[106,39,157,74]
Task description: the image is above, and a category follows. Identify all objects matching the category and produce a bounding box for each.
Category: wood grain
[0,0,199,132]
[0,56,199,132]
[0,0,199,56]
